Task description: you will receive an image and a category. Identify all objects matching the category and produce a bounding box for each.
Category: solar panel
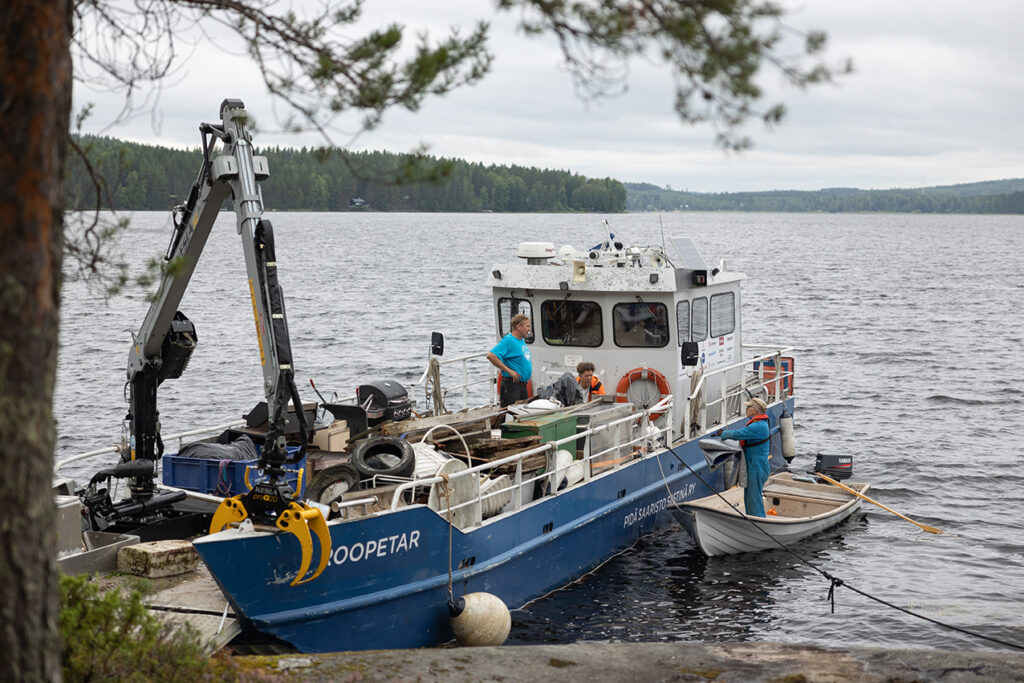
[670,237,709,271]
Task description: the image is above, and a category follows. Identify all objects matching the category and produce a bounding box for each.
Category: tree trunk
[0,2,72,681]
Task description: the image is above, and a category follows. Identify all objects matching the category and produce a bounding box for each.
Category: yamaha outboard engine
[813,453,853,481]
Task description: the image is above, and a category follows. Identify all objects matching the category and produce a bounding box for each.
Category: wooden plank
[763,482,858,504]
[377,406,503,437]
[468,435,540,456]
[150,610,240,653]
[144,566,233,614]
[143,563,239,653]
[491,451,547,475]
[426,429,492,451]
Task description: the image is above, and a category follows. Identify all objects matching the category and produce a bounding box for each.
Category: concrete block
[117,539,199,578]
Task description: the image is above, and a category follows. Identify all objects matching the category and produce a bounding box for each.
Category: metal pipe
[54,419,246,473]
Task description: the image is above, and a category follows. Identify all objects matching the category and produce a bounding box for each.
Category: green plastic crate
[502,414,579,448]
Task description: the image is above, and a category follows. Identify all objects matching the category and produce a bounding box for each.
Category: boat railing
[408,352,495,412]
[685,346,794,435]
[53,419,246,477]
[388,397,674,529]
[322,352,495,414]
[330,496,379,520]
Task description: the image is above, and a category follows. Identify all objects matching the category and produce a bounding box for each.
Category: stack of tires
[305,436,416,509]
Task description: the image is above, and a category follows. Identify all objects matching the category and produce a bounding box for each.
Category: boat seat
[762,481,853,504]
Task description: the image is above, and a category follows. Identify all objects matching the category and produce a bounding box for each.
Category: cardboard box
[313,420,349,452]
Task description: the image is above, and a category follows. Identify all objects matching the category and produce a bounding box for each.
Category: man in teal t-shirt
[487,313,532,406]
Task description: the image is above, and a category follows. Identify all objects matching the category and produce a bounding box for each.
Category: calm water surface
[56,211,1024,652]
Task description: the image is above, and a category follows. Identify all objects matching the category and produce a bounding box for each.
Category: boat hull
[194,447,701,649]
[195,402,795,651]
[678,473,867,556]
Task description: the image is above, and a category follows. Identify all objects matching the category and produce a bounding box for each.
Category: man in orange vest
[576,361,606,402]
[719,397,771,517]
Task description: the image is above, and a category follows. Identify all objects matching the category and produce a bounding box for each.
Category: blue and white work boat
[192,229,799,652]
[54,104,810,652]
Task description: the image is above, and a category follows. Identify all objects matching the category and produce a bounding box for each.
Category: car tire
[351,436,416,480]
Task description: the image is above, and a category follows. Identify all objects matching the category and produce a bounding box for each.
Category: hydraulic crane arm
[126,98,307,487]
[88,100,328,582]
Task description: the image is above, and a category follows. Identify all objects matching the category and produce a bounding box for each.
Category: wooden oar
[817,473,944,535]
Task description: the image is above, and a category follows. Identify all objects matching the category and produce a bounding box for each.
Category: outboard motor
[356,380,412,426]
[813,453,853,481]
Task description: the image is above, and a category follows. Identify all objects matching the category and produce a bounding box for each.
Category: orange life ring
[615,367,671,420]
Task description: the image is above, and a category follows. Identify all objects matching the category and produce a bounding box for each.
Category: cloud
[72,1,1024,192]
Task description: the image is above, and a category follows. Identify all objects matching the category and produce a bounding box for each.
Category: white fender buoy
[780,410,796,462]
[449,592,511,646]
[546,449,586,493]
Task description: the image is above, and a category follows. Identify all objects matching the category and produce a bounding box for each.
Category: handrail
[419,406,674,520]
[389,398,673,514]
[331,496,377,510]
[300,353,495,411]
[686,347,794,402]
[54,419,246,474]
[410,351,489,387]
[742,343,797,351]
[682,345,794,438]
[409,351,495,410]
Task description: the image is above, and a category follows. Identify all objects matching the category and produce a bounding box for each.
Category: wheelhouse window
[540,300,602,346]
[498,297,534,343]
[676,300,690,345]
[710,292,736,338]
[691,297,708,342]
[613,302,669,348]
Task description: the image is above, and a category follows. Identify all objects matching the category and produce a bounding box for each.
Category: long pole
[818,473,943,535]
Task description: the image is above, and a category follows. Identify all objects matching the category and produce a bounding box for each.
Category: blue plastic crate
[162,446,305,497]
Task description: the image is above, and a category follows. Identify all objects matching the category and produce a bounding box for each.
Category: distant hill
[624,179,1024,214]
[65,135,626,213]
[63,133,1021,214]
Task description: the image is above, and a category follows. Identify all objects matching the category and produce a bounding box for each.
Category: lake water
[56,211,1024,652]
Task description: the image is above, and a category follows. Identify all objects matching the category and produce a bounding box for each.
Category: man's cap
[744,397,768,412]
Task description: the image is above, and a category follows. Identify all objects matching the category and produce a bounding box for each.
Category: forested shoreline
[65,135,1024,214]
[65,135,626,213]
[625,180,1024,214]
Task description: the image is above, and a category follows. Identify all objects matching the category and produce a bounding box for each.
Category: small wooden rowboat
[679,472,870,556]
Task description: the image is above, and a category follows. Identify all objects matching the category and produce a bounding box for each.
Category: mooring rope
[426,357,447,416]
[662,444,1024,652]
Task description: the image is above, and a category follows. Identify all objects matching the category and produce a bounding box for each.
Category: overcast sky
[72,1,1024,192]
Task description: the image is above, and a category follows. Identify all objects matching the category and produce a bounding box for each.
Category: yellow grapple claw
[210,495,248,533]
[276,502,331,586]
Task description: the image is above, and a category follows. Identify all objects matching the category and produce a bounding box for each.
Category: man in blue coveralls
[720,397,772,517]
[487,313,532,407]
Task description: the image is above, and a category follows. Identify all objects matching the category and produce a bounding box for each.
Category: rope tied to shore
[664,443,1024,651]
[824,573,844,613]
